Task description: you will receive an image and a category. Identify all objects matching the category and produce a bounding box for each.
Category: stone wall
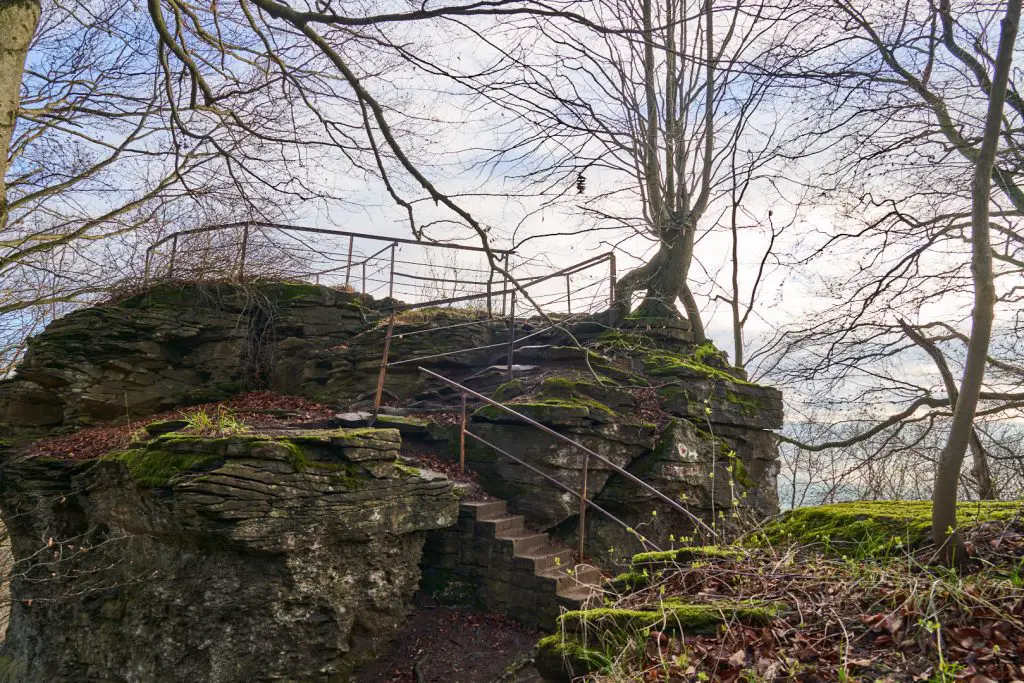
[0,429,458,682]
[420,504,567,630]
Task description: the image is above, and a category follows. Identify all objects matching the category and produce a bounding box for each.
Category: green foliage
[181,406,250,437]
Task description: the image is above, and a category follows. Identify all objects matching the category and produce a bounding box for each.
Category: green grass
[180,406,251,436]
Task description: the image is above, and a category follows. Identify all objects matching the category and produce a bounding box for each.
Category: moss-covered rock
[534,633,613,682]
[559,600,781,634]
[630,545,745,568]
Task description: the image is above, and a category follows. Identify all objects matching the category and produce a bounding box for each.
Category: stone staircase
[421,496,604,629]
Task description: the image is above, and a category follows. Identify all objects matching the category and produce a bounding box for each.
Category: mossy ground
[757,500,1024,558]
[544,509,1024,681]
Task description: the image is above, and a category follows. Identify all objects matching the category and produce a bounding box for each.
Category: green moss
[0,655,24,683]
[693,341,722,364]
[596,329,656,352]
[393,462,421,477]
[725,389,760,416]
[608,570,653,592]
[644,351,750,385]
[559,600,781,634]
[275,439,369,487]
[758,500,1024,558]
[492,379,526,401]
[104,448,223,487]
[631,546,745,567]
[374,415,429,429]
[475,396,616,422]
[540,375,580,393]
[536,633,612,673]
[728,452,754,489]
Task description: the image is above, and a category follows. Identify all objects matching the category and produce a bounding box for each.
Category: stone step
[460,500,506,521]
[498,531,551,555]
[479,514,526,536]
[556,584,603,611]
[536,564,604,594]
[513,549,574,573]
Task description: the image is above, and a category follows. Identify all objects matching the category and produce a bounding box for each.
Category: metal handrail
[464,430,661,553]
[145,221,515,258]
[417,367,719,558]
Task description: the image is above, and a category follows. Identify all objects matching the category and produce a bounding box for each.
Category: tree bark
[931,0,1019,566]
[0,0,41,231]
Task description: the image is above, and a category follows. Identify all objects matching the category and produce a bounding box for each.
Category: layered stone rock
[0,283,379,426]
[0,428,458,682]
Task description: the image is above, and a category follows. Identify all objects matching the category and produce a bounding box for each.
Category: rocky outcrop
[0,428,458,682]
[0,281,786,643]
[0,282,531,429]
[0,283,381,426]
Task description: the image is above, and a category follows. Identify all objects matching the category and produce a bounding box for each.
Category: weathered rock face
[0,283,381,426]
[0,280,784,592]
[0,429,458,682]
[0,283,527,429]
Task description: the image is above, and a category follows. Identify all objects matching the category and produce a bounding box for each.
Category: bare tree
[932,0,1020,563]
[461,0,809,342]
[757,0,1024,524]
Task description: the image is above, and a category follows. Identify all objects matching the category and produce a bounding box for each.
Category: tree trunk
[931,0,1019,566]
[615,218,707,343]
[900,321,996,500]
[0,0,39,231]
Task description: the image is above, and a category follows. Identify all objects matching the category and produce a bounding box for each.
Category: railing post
[506,290,516,382]
[501,253,509,316]
[345,235,354,286]
[237,224,249,282]
[168,235,178,279]
[143,249,152,286]
[459,393,467,473]
[566,274,572,314]
[362,262,366,293]
[388,243,396,299]
[609,251,617,308]
[578,454,589,561]
[486,268,493,318]
[371,310,396,425]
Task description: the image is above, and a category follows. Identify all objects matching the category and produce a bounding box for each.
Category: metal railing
[418,368,718,560]
[141,221,617,319]
[367,251,618,420]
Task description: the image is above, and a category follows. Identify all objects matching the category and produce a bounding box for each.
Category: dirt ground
[352,603,542,683]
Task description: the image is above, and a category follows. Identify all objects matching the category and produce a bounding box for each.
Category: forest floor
[351,603,542,683]
[562,510,1024,683]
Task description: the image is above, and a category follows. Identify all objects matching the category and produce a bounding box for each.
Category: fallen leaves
[614,517,1024,683]
[22,391,338,461]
